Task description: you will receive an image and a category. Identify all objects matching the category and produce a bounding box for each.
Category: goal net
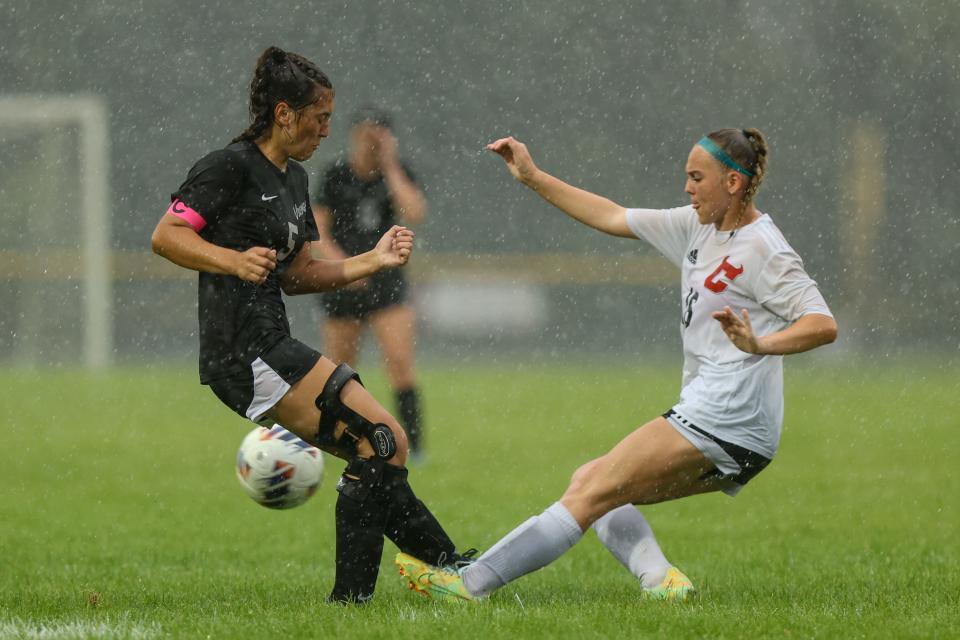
[0,95,112,369]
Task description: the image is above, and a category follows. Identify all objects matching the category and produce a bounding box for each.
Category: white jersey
[625,205,832,458]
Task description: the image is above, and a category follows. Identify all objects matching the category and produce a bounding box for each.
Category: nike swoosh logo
[416,572,467,598]
[261,194,279,201]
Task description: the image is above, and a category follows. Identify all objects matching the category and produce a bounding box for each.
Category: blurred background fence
[1,0,957,368]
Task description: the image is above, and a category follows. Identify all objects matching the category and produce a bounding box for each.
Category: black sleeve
[170,149,245,227]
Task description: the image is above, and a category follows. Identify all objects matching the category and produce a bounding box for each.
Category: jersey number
[682,287,699,328]
[277,222,298,262]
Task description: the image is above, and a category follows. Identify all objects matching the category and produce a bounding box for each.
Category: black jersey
[313,160,417,256]
[171,140,319,383]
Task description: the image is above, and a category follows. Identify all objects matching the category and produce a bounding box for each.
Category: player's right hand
[374,225,415,268]
[234,247,277,284]
[486,136,539,184]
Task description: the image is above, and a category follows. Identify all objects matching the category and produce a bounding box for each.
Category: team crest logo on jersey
[704,256,744,293]
[687,249,698,265]
[292,201,307,219]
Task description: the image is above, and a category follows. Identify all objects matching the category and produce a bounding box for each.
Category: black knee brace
[315,364,397,460]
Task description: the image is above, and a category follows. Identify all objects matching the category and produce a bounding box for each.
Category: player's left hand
[712,306,763,354]
[486,136,539,185]
[375,225,415,268]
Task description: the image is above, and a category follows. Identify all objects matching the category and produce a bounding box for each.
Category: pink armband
[167,199,207,232]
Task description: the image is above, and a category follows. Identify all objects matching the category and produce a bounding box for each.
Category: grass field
[1,360,958,639]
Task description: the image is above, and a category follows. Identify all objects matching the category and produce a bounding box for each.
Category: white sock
[593,505,671,588]
[461,502,583,598]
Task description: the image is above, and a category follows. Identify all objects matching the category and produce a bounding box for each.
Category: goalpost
[0,95,112,369]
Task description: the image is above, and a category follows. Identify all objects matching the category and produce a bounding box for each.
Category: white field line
[0,618,160,640]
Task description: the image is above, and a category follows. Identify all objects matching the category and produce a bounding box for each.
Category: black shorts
[206,336,321,425]
[322,272,408,320]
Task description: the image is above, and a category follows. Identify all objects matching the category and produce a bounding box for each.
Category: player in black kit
[151,46,471,604]
[312,106,428,457]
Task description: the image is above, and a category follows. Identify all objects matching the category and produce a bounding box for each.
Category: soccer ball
[235,425,324,509]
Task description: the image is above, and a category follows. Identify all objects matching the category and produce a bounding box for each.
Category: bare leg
[560,417,716,528]
[369,304,417,390]
[369,304,424,451]
[323,316,364,367]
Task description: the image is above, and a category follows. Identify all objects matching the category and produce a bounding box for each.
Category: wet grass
[0,360,957,639]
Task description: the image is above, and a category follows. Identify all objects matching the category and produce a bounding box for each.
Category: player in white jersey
[394,128,838,602]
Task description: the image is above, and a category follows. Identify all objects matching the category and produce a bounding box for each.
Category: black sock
[327,460,391,604]
[381,465,456,565]
[395,388,423,451]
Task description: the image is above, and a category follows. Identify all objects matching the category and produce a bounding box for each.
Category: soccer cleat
[438,547,479,572]
[395,552,475,602]
[641,567,696,601]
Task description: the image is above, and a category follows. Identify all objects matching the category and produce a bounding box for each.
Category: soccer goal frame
[0,95,112,368]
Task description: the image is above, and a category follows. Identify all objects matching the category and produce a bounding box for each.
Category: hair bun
[266,46,287,65]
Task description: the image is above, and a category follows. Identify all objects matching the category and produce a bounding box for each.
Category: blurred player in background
[396,128,838,602]
[312,106,428,459]
[151,46,471,604]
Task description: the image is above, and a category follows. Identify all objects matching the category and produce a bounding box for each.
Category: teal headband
[697,136,755,177]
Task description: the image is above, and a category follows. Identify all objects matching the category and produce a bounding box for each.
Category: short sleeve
[755,251,833,321]
[624,205,697,267]
[170,149,245,229]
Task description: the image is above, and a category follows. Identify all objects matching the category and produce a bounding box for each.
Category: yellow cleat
[641,567,696,601]
[395,552,475,602]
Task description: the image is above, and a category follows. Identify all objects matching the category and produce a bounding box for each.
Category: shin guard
[381,465,457,566]
[326,457,391,604]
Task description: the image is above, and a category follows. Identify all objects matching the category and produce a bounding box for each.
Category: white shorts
[664,409,773,497]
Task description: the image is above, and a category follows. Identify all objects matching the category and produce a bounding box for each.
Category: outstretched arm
[486,136,632,238]
[712,307,838,355]
[280,225,414,295]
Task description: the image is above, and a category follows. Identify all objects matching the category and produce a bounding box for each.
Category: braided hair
[705,128,769,205]
[232,46,333,144]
